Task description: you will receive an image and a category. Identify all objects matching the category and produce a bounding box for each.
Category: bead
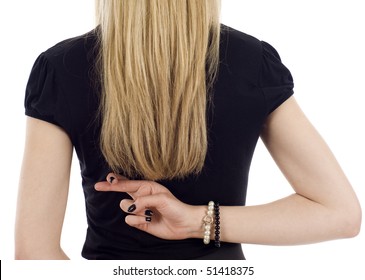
[208,201,214,206]
[207,210,214,216]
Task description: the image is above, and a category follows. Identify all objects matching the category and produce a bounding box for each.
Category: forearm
[191,193,359,245]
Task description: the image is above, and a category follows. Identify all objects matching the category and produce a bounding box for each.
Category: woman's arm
[95,96,361,245]
[213,96,362,244]
[15,117,72,259]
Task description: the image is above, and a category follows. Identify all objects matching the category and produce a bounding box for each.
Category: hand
[94,173,205,240]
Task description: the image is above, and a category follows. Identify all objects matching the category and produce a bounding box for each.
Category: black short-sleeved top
[24,25,294,260]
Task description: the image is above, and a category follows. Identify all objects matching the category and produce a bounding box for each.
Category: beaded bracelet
[214,202,221,248]
[203,201,214,244]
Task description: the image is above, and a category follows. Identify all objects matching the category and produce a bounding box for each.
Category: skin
[15,96,362,259]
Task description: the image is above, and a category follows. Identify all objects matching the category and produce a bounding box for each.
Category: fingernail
[146,217,152,222]
[109,176,115,183]
[127,204,136,213]
[145,210,154,216]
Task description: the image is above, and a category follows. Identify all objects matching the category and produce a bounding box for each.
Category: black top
[24,25,294,260]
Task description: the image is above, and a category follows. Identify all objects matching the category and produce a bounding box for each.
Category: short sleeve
[24,53,61,126]
[259,41,294,115]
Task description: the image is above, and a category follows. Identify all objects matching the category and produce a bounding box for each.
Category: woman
[15,0,361,260]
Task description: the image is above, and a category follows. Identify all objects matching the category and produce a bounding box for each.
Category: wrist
[187,205,207,239]
[187,203,219,243]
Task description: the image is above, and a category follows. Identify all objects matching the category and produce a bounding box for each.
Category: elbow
[337,203,362,239]
[15,242,68,260]
[14,234,40,260]
[346,211,362,238]
[15,240,30,260]
[14,248,69,260]
[15,251,31,260]
[15,246,34,260]
[14,244,39,260]
[15,229,68,259]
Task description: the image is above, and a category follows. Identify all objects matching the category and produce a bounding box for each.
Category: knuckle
[159,193,169,199]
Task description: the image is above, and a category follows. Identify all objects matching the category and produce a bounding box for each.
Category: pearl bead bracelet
[203,201,215,244]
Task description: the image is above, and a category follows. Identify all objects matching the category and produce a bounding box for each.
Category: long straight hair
[96,0,221,180]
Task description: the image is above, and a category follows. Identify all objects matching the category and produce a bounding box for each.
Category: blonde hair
[96,0,221,180]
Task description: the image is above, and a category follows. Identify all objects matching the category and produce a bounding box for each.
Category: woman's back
[24,24,294,259]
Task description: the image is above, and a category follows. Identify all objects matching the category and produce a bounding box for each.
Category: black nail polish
[109,176,115,183]
[146,217,152,222]
[145,209,154,216]
[128,204,136,213]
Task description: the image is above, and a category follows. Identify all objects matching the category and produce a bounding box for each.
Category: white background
[0,0,364,279]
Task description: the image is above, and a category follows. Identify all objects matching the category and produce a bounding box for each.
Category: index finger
[94,178,156,194]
